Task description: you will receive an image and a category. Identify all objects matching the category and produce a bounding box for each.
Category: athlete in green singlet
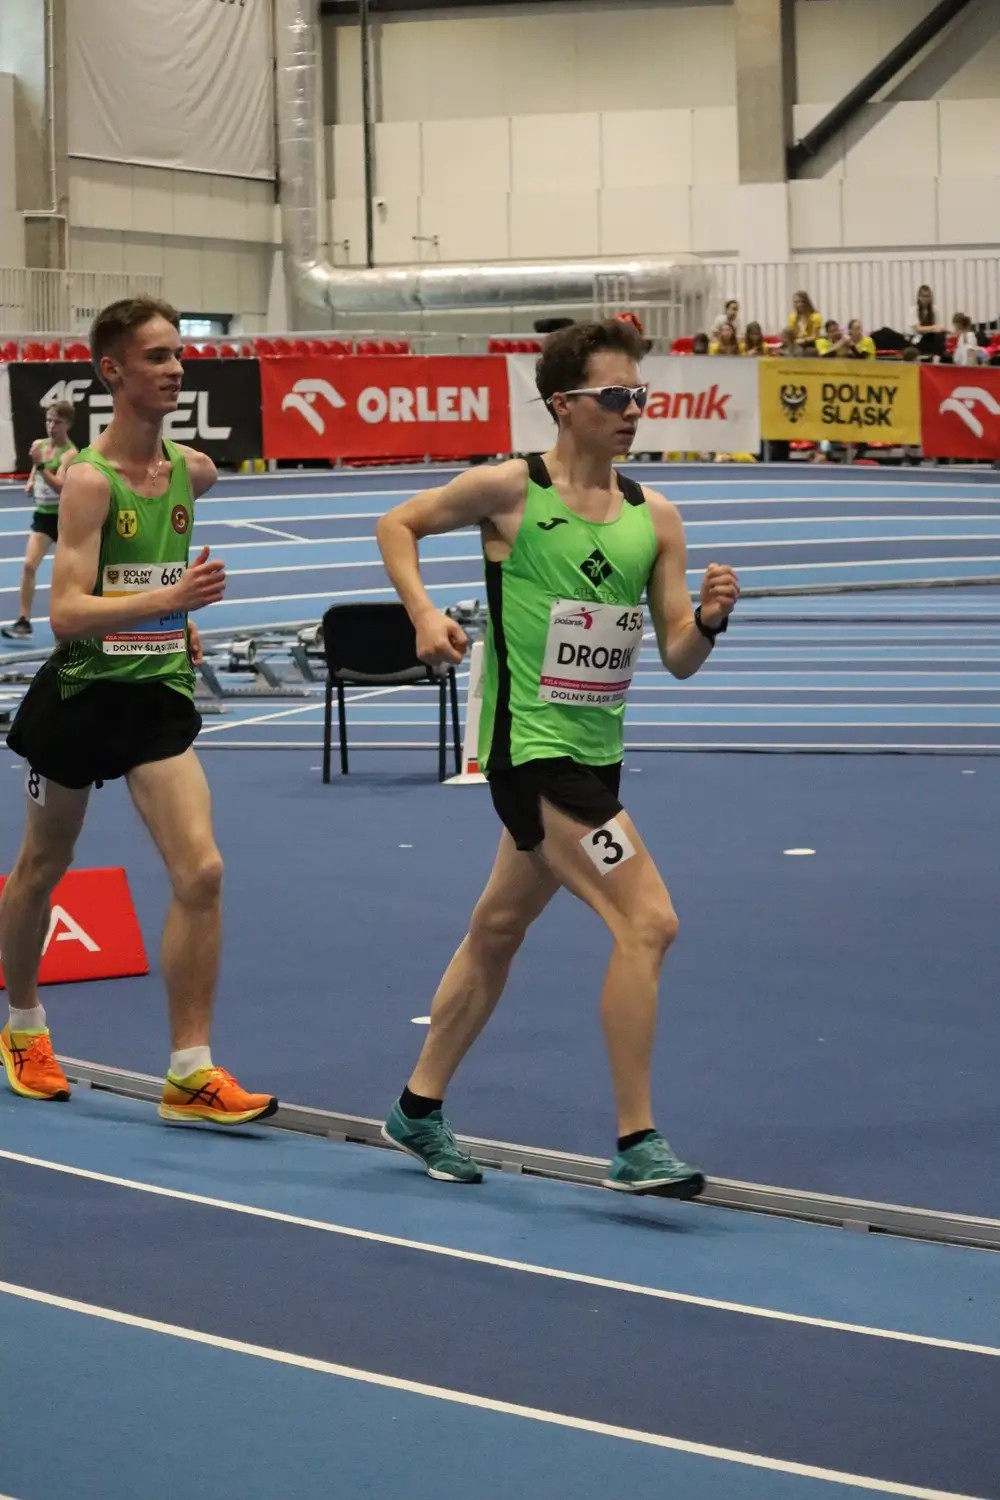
[3,400,78,639]
[376,318,739,1195]
[0,296,276,1126]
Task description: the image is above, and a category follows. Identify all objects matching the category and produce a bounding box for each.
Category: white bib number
[101,562,186,656]
[539,600,643,708]
[581,818,636,876]
[25,766,47,806]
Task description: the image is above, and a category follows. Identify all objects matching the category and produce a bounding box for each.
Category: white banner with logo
[68,0,274,178]
[0,364,15,474]
[507,354,760,454]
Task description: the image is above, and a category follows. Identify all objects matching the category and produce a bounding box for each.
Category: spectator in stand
[951,312,982,367]
[691,332,710,355]
[816,319,844,357]
[909,285,946,359]
[844,319,876,359]
[744,322,766,356]
[772,327,799,357]
[788,291,822,350]
[710,321,743,356]
[710,299,741,341]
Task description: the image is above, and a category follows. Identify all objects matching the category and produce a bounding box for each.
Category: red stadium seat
[357,340,381,356]
[290,338,310,357]
[0,340,17,363]
[22,342,48,360]
[64,342,91,361]
[487,339,506,354]
[254,338,275,356]
[306,339,331,356]
[329,340,352,356]
[271,337,294,357]
[671,336,695,354]
[218,343,238,358]
[182,345,202,359]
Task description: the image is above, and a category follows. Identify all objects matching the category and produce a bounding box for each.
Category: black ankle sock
[618,1128,657,1153]
[399,1086,443,1120]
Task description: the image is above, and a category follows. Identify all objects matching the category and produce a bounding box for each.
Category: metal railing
[0,267,165,336]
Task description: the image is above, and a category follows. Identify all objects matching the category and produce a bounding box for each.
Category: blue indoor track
[1,463,999,1500]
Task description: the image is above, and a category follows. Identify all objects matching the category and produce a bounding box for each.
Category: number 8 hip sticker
[581,818,636,876]
[25,766,47,807]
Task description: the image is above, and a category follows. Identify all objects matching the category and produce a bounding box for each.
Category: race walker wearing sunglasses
[561,385,650,414]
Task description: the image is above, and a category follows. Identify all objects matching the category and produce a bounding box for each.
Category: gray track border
[60,1056,1000,1252]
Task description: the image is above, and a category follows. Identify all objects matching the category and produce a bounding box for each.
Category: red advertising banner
[260,356,511,461]
[920,366,1000,459]
[0,868,148,988]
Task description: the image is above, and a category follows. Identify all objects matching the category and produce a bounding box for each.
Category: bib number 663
[159,566,184,586]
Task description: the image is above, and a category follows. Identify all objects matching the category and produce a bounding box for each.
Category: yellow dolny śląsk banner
[759,359,921,444]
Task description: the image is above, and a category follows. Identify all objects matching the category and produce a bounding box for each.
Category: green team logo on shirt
[579,548,613,587]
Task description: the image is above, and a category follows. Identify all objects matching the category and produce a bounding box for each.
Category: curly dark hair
[535,319,647,414]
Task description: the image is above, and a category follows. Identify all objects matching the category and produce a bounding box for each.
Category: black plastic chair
[320,602,461,781]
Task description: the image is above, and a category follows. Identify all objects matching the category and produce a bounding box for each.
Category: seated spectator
[788,291,822,350]
[744,321,766,356]
[951,312,982,367]
[710,299,741,340]
[909,284,946,359]
[691,331,710,355]
[816,319,844,356]
[844,319,876,359]
[710,321,743,356]
[771,327,800,357]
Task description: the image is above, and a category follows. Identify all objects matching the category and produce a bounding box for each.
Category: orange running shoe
[158,1066,277,1126]
[0,1025,71,1101]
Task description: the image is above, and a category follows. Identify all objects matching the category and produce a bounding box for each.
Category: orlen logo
[939,386,1000,440]
[553,607,595,630]
[281,379,347,435]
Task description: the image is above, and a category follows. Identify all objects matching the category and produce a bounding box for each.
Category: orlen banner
[261,356,511,461]
[920,366,1000,460]
[507,355,761,454]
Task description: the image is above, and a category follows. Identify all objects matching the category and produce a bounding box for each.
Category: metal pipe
[788,0,974,175]
[360,0,375,269]
[278,0,706,320]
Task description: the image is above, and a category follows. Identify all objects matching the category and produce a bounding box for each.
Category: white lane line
[0,1282,985,1500]
[2,1149,999,1357]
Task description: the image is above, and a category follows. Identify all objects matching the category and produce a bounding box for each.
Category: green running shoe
[604,1132,705,1199]
[381,1100,483,1183]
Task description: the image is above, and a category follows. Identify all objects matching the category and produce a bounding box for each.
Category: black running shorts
[487,756,623,852]
[6,659,201,790]
[30,510,59,543]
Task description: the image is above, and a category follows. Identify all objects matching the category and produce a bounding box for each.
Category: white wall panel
[936,177,1000,248]
[422,118,510,197]
[842,178,937,248]
[131,167,175,237]
[691,108,738,184]
[162,241,204,306]
[789,179,844,250]
[599,186,692,257]
[509,191,599,260]
[601,111,693,189]
[691,183,737,255]
[939,99,1000,177]
[375,122,423,200]
[419,194,508,263]
[844,102,938,179]
[122,233,165,277]
[511,114,601,193]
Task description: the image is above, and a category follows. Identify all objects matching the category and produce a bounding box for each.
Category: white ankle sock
[169,1045,212,1078]
[9,1004,46,1033]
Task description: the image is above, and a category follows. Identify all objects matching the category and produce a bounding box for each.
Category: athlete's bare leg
[126,748,223,1050]
[0,780,91,1010]
[407,830,559,1099]
[18,532,52,625]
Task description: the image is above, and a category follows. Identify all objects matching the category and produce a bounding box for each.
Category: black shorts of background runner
[29,511,59,543]
[6,659,201,790]
[487,757,623,852]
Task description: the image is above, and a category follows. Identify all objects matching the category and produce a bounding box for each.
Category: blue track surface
[3,462,1000,752]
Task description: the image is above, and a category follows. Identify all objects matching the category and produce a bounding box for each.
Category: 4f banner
[760,358,921,445]
[8,360,263,470]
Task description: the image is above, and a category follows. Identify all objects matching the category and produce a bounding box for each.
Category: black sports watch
[694,605,728,642]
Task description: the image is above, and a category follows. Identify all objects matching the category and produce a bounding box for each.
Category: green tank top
[53,440,195,700]
[479,455,658,772]
[33,441,73,513]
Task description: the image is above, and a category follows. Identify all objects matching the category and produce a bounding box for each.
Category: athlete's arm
[376,460,526,666]
[50,464,226,641]
[645,491,739,680]
[175,445,218,499]
[46,446,78,494]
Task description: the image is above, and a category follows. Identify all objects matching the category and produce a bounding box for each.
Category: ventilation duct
[276,0,707,320]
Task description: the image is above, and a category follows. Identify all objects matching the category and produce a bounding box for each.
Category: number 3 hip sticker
[581,818,636,875]
[26,766,47,806]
